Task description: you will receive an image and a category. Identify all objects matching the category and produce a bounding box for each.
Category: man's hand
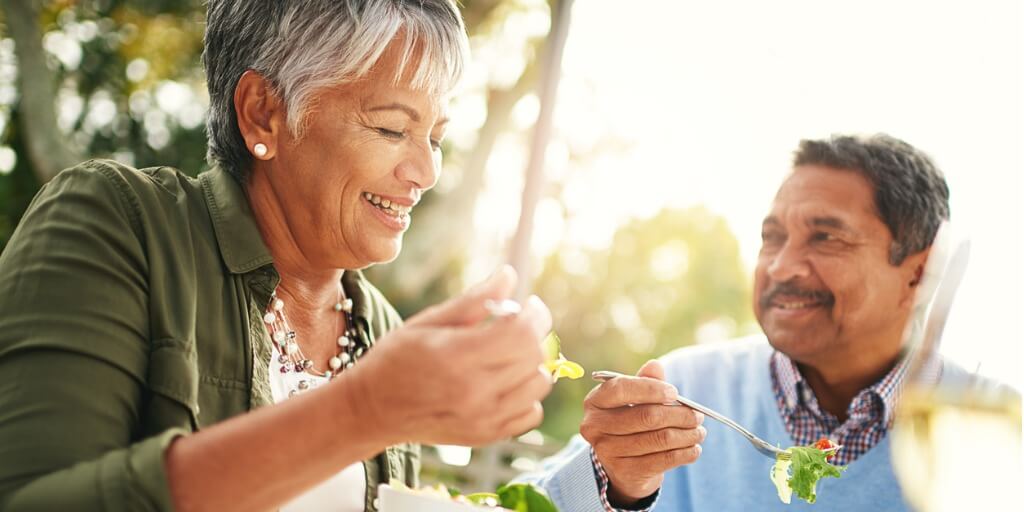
[580,360,706,507]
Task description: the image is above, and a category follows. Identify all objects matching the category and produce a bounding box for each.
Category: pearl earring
[253,143,268,158]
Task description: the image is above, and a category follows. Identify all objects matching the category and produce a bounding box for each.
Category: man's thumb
[636,359,666,381]
[406,265,517,327]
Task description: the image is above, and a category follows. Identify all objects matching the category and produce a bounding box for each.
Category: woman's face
[262,49,449,270]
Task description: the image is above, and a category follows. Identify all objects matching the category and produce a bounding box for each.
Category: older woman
[0,1,553,511]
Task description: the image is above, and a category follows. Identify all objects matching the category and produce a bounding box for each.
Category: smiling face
[753,165,923,367]
[250,43,449,270]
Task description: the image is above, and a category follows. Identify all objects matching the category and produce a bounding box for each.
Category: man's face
[753,165,922,366]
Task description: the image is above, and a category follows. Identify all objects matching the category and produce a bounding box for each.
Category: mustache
[759,282,835,309]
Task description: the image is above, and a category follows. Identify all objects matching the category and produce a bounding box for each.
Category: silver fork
[592,370,791,460]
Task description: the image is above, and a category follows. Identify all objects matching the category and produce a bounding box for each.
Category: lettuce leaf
[496,483,558,512]
[770,445,846,504]
[770,457,794,504]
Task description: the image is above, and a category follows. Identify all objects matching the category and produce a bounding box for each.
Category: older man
[519,134,984,511]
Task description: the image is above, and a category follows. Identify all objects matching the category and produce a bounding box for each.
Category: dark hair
[793,134,950,265]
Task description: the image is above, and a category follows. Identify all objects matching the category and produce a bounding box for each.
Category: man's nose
[766,242,811,283]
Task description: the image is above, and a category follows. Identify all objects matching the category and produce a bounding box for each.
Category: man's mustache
[759,282,835,310]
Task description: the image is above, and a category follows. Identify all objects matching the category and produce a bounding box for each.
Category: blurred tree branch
[0,0,81,181]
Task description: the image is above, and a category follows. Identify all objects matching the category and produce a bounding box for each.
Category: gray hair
[793,134,951,265]
[204,0,469,182]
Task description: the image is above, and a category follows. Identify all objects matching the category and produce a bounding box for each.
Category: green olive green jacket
[0,159,419,511]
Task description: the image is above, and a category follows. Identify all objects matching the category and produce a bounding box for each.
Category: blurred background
[1,0,1020,493]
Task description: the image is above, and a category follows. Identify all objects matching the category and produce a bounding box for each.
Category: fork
[591,370,792,460]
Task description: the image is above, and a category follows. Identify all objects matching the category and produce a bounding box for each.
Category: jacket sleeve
[0,162,186,511]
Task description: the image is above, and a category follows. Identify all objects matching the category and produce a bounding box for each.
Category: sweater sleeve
[513,435,659,512]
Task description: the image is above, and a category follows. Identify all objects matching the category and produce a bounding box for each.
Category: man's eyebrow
[762,216,780,228]
[366,103,421,122]
[810,216,856,234]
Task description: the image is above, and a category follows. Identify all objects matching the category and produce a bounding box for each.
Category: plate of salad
[379,482,560,512]
[769,438,846,504]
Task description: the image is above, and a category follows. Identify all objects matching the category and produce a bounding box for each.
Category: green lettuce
[770,445,846,504]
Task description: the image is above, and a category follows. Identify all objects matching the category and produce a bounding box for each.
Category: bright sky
[462,0,1022,390]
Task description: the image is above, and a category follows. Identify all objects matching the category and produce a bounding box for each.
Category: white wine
[892,388,1022,512]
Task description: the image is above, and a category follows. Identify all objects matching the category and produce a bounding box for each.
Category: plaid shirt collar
[771,350,910,430]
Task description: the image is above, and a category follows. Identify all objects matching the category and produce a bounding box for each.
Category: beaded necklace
[262,284,366,396]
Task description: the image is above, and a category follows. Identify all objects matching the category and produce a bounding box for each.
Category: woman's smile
[362,191,413,231]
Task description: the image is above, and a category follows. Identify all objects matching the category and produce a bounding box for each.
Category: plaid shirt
[769,350,933,465]
[592,447,657,512]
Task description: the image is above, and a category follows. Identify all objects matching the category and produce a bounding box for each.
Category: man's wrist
[590,447,659,512]
[607,484,658,510]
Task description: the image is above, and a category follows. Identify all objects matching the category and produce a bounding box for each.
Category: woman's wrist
[331,362,405,448]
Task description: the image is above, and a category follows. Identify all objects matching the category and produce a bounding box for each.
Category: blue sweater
[519,337,961,512]
[656,337,908,511]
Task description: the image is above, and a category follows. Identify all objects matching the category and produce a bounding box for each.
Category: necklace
[262,284,365,397]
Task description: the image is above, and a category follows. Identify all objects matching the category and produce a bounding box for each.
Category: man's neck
[797,350,901,422]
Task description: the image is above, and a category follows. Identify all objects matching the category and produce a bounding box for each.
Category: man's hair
[794,134,950,265]
[203,0,469,182]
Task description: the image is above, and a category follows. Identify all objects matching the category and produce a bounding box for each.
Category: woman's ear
[234,70,285,160]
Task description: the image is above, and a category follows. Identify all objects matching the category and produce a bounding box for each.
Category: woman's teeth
[363,192,410,217]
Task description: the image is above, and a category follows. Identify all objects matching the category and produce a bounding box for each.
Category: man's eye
[762,231,784,244]
[430,138,442,151]
[811,232,838,243]
[376,128,405,139]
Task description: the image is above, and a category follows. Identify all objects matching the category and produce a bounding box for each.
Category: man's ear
[901,246,931,306]
[234,70,286,160]
[910,263,925,287]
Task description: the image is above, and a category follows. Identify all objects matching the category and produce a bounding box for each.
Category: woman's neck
[245,167,345,312]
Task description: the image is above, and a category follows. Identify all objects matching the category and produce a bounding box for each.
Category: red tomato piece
[814,438,837,460]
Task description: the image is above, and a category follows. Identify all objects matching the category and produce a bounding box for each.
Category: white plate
[377,484,510,512]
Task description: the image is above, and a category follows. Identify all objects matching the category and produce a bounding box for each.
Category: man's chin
[763,326,834,361]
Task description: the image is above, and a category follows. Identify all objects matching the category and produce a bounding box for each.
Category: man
[519,134,981,511]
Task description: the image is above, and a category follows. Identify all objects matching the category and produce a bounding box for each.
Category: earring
[253,143,268,158]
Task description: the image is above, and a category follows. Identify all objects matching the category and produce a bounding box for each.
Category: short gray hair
[793,134,950,265]
[204,0,470,182]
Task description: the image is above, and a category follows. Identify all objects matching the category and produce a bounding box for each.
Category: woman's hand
[345,265,554,446]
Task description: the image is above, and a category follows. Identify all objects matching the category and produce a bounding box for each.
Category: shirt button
[373,497,380,509]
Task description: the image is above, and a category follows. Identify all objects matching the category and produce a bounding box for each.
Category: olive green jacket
[0,160,418,511]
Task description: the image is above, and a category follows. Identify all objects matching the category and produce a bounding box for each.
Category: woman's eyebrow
[366,102,421,122]
[365,102,449,127]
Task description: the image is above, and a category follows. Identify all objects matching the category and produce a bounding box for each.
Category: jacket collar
[199,167,374,323]
[199,167,274,274]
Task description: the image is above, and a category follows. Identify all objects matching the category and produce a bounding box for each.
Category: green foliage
[1,0,207,248]
[495,483,558,512]
[533,207,756,440]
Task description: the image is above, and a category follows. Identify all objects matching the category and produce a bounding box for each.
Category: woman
[0,1,553,511]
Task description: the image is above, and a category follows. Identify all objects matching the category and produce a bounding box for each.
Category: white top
[269,344,367,512]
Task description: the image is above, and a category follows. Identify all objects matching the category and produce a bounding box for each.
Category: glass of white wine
[892,231,1022,512]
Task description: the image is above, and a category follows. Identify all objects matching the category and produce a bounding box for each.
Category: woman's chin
[354,238,404,267]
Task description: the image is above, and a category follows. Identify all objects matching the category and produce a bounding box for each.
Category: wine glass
[891,225,1022,512]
